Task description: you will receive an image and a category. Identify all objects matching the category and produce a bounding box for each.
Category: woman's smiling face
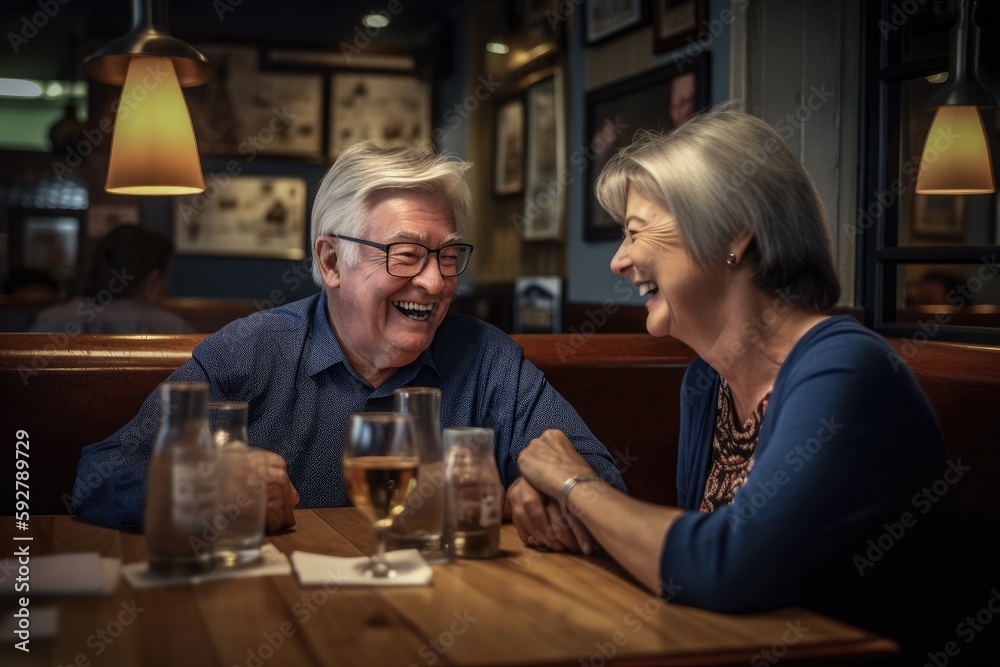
[610,187,715,341]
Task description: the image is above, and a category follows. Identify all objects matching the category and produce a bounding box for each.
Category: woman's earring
[726,253,737,266]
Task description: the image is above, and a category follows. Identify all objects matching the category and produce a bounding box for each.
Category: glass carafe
[145,382,218,575]
[444,428,502,559]
[390,386,449,562]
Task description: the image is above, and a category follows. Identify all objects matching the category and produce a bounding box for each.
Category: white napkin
[291,548,433,587]
[0,607,58,643]
[121,543,291,588]
[0,552,121,596]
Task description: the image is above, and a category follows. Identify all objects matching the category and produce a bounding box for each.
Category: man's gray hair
[310,141,473,286]
[595,103,840,310]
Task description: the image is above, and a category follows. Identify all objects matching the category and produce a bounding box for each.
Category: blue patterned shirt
[73,292,626,529]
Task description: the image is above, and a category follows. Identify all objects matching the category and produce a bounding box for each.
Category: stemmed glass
[342,413,420,577]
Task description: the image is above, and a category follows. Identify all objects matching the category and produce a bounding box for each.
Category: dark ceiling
[0,0,460,81]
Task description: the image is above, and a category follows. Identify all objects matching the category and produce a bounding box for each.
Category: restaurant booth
[1,1,999,665]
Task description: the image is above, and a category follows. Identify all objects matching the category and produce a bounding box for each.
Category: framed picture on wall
[585,0,647,45]
[584,53,710,241]
[328,73,432,158]
[185,44,325,160]
[651,0,706,53]
[172,175,307,260]
[522,70,566,241]
[494,97,525,196]
[513,276,563,334]
[912,195,965,240]
[7,209,83,290]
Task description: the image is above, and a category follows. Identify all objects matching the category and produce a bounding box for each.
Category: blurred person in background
[30,224,193,334]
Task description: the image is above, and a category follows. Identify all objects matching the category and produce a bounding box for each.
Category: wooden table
[1,511,897,667]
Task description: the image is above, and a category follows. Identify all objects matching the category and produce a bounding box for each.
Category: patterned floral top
[700,377,770,513]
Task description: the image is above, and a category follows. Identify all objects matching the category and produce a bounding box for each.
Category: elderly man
[73,141,625,551]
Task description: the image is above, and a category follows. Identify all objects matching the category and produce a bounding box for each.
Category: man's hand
[249,448,299,532]
[507,475,596,554]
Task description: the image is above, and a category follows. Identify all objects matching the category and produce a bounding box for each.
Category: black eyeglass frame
[327,234,474,277]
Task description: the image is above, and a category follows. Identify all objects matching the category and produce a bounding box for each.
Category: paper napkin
[0,607,58,642]
[121,543,291,588]
[0,552,121,596]
[291,548,433,587]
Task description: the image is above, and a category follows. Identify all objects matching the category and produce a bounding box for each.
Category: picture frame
[585,0,646,46]
[7,209,83,289]
[513,276,563,334]
[494,97,525,196]
[522,70,566,241]
[185,44,325,160]
[328,72,432,159]
[651,0,706,53]
[172,175,308,260]
[584,53,710,242]
[912,195,965,240]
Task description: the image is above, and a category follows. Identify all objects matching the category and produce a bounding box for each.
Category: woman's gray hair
[310,141,473,286]
[595,103,840,310]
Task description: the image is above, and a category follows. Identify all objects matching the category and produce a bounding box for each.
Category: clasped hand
[509,429,600,554]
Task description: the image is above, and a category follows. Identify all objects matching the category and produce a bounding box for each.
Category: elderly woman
[516,107,959,657]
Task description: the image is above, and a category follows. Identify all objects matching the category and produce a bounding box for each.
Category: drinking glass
[342,413,420,577]
[208,401,249,447]
[208,401,265,568]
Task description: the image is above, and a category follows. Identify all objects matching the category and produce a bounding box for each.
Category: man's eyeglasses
[327,234,474,278]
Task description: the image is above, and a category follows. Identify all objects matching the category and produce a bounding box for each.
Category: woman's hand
[518,429,598,497]
[510,429,602,553]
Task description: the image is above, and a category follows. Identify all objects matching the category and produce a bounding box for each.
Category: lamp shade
[915,105,995,195]
[105,56,205,195]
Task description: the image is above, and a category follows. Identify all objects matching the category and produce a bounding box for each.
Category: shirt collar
[302,291,441,384]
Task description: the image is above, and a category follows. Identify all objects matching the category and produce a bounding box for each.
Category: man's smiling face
[326,188,461,385]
